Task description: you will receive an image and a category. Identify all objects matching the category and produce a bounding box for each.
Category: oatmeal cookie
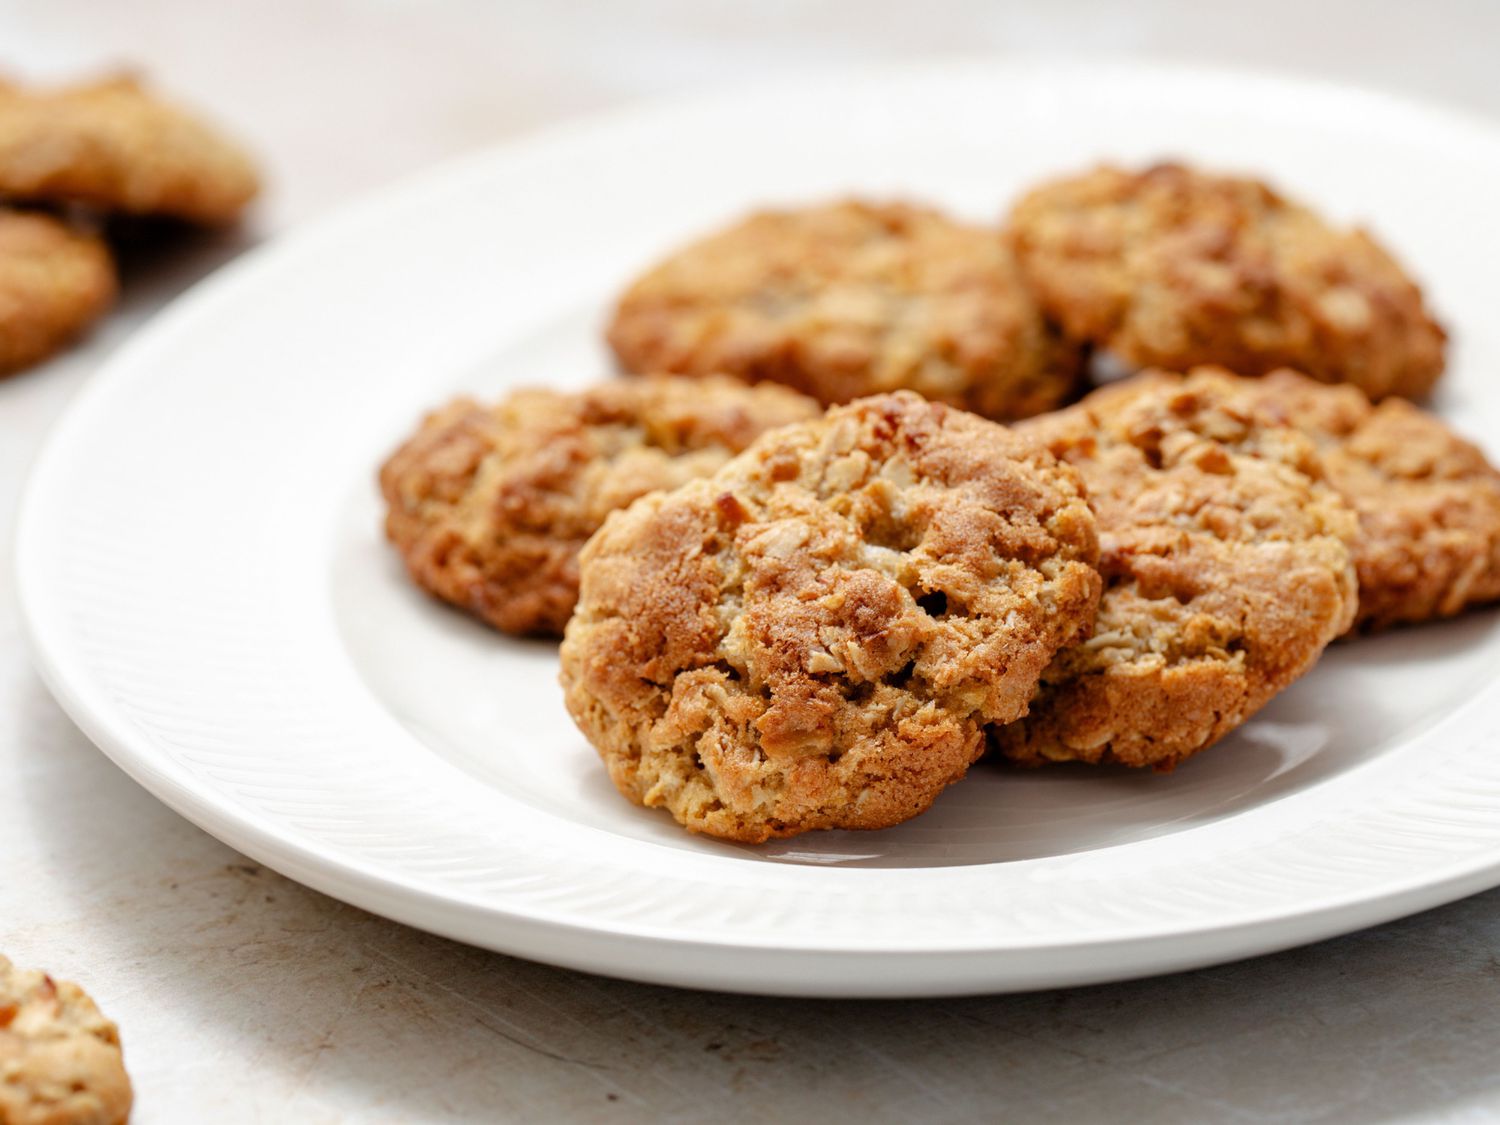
[380,375,820,636]
[1006,163,1446,401]
[0,955,132,1125]
[0,74,260,224]
[560,391,1102,841]
[0,209,116,375]
[997,368,1360,771]
[1224,369,1500,630]
[607,199,1081,420]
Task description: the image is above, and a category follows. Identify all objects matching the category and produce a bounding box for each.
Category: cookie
[0,955,132,1125]
[0,74,260,224]
[560,391,1102,841]
[996,368,1360,771]
[1006,163,1446,401]
[380,375,820,636]
[607,199,1082,420]
[1218,368,1500,630]
[0,209,116,375]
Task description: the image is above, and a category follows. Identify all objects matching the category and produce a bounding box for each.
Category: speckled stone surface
[4,3,1500,1120]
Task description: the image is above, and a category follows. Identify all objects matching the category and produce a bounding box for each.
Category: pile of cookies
[381,162,1500,843]
[0,73,260,376]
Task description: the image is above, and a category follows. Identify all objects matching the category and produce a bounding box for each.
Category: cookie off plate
[16,60,1500,997]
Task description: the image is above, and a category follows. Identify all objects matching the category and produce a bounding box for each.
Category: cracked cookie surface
[560,391,1102,841]
[1211,368,1500,630]
[0,955,132,1125]
[997,368,1359,771]
[0,74,259,224]
[1006,163,1446,401]
[607,199,1081,420]
[0,209,116,375]
[380,375,820,636]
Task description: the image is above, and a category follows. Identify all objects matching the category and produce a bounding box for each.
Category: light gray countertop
[4,2,1500,1120]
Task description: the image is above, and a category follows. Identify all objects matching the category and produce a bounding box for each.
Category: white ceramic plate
[17,60,1500,997]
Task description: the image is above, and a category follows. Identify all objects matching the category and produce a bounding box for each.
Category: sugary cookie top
[608,199,1081,420]
[998,368,1360,769]
[562,391,1101,840]
[1216,368,1500,629]
[379,374,820,635]
[1006,163,1446,401]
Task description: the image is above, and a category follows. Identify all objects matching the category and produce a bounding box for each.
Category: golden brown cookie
[560,392,1102,841]
[996,368,1359,771]
[0,956,132,1125]
[0,208,116,375]
[380,375,820,636]
[1213,368,1500,630]
[607,199,1082,420]
[1006,163,1446,401]
[0,74,260,224]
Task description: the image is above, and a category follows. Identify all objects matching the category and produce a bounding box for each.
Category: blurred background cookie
[560,392,1102,841]
[1006,163,1446,401]
[0,73,260,225]
[0,954,132,1125]
[0,208,115,376]
[607,199,1082,420]
[379,374,819,636]
[997,368,1360,771]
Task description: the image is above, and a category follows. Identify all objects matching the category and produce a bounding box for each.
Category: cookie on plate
[0,209,116,375]
[1226,368,1500,630]
[607,199,1082,420]
[996,368,1360,771]
[560,391,1102,841]
[0,74,260,224]
[380,375,820,636]
[1006,163,1446,401]
[0,955,133,1125]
